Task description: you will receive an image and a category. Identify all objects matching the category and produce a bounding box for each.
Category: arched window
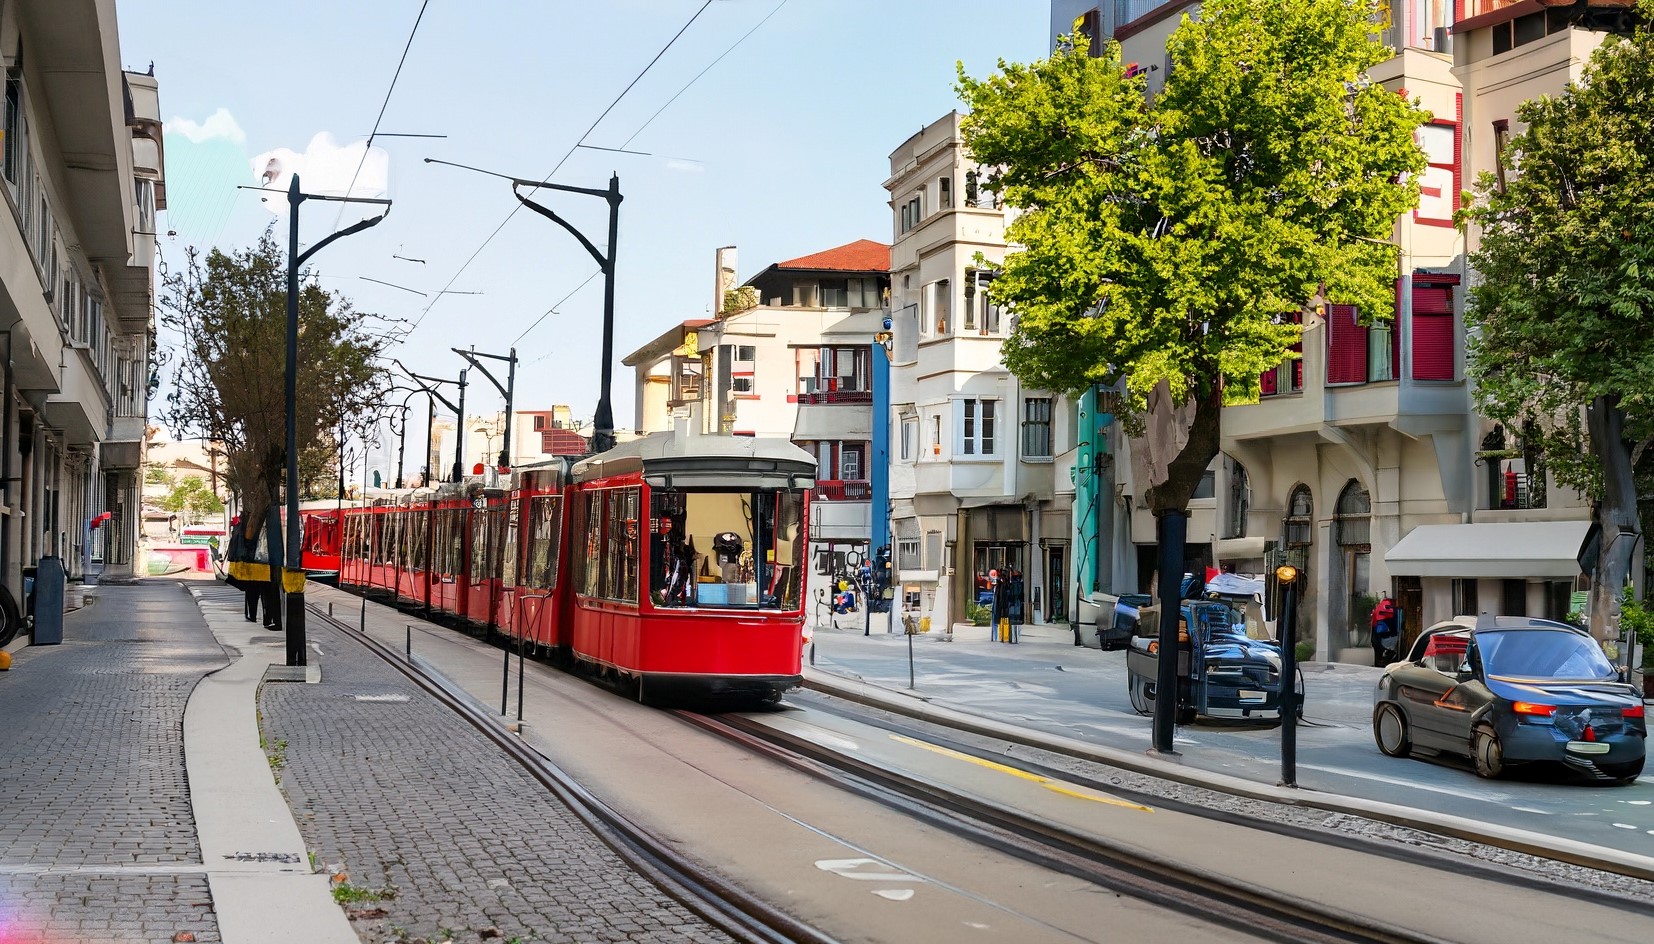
[1284,485,1313,547]
[1334,480,1371,549]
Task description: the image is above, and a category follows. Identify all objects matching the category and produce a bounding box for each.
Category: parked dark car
[1127,599,1290,721]
[1372,615,1647,783]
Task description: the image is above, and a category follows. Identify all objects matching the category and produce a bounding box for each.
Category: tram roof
[572,431,816,490]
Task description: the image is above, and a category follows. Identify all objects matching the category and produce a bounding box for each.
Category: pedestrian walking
[1370,593,1398,666]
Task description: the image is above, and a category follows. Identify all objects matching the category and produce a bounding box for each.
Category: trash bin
[32,556,64,645]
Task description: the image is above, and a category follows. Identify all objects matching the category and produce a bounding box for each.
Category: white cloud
[165,108,246,145]
[251,133,389,215]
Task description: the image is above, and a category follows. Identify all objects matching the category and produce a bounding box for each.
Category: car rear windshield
[1478,629,1615,681]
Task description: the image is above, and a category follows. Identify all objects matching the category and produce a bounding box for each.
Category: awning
[1214,536,1267,561]
[792,404,871,441]
[1385,520,1592,579]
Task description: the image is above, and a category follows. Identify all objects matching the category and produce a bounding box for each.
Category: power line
[407,0,715,337]
[620,0,791,150]
[331,0,433,231]
[512,269,602,346]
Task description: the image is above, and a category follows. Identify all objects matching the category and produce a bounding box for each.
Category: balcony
[1115,0,1181,29]
[796,389,871,406]
[813,480,871,502]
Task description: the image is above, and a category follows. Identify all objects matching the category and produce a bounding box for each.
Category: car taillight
[1512,701,1557,717]
[1625,704,1645,719]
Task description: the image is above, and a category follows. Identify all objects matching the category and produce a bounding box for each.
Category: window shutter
[1325,304,1368,385]
[1259,367,1278,397]
[1411,281,1457,381]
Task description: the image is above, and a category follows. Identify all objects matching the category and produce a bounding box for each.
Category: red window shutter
[1326,304,1368,385]
[1411,283,1456,381]
[1260,367,1278,396]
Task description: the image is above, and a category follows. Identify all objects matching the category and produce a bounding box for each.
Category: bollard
[405,624,412,659]
[328,602,334,617]
[502,637,511,717]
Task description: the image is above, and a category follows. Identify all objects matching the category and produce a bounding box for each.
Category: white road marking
[815,858,922,882]
[1296,763,1513,802]
[1613,823,1638,829]
[873,889,915,901]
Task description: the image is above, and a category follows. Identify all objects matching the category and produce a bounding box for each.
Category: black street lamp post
[395,361,467,484]
[453,346,518,472]
[278,175,389,669]
[425,158,621,453]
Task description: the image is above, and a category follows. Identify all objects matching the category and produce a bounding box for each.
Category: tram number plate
[1238,690,1267,703]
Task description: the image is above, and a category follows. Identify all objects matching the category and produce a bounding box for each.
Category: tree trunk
[1147,384,1224,515]
[1587,395,1640,643]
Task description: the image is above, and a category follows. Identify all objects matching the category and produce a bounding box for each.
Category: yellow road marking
[890,734,1153,812]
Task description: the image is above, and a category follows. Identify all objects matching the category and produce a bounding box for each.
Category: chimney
[714,246,737,316]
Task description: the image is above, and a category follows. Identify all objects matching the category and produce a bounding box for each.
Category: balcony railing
[813,480,871,502]
[797,389,872,406]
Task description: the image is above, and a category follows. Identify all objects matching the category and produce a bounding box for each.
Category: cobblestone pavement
[259,618,733,944]
[0,580,226,943]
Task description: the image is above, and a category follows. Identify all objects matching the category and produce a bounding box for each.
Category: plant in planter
[1294,640,1316,663]
[1619,591,1654,694]
[966,602,992,627]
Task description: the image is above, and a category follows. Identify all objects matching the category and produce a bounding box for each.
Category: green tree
[158,475,225,524]
[958,0,1425,517]
[159,231,392,544]
[1461,3,1654,642]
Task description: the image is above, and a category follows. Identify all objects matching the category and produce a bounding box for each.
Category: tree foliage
[158,475,224,522]
[159,231,392,533]
[957,0,1425,510]
[1461,2,1654,637]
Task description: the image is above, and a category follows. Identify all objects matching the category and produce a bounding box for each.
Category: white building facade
[626,243,890,613]
[885,113,1076,633]
[2,0,162,601]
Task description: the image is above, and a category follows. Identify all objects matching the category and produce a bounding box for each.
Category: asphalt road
[807,620,1654,857]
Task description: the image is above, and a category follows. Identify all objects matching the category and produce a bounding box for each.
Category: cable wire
[620,0,791,150]
[512,269,602,346]
[331,0,433,232]
[407,0,715,337]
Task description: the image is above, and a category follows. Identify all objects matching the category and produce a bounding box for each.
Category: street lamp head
[1276,565,1298,585]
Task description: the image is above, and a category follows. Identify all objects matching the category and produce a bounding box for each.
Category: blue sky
[117,0,1053,479]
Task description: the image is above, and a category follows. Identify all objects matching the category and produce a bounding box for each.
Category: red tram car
[336,432,815,702]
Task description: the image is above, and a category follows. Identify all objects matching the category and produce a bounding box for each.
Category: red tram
[336,432,815,701]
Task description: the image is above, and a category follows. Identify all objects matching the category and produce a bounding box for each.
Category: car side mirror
[1617,665,1629,684]
[1456,662,1475,681]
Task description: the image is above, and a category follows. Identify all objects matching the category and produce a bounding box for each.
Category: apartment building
[1051,0,1621,662]
[884,113,1076,632]
[2,0,161,602]
[625,242,890,608]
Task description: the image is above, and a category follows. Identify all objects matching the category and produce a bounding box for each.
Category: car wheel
[1472,726,1506,779]
[1599,758,1644,785]
[1128,674,1153,716]
[1373,703,1412,758]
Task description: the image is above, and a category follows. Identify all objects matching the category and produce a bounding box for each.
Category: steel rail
[678,711,1455,944]
[306,603,838,944]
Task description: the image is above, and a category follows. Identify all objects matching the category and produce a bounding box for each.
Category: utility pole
[453,346,519,472]
[425,159,622,453]
[396,362,466,486]
[1277,564,1302,787]
[278,174,389,668]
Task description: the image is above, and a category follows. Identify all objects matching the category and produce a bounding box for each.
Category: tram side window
[597,487,640,603]
[525,496,562,589]
[411,509,428,571]
[575,492,602,598]
[448,510,465,577]
[471,507,490,579]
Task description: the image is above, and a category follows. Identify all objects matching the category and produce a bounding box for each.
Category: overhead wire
[619,0,792,151]
[512,270,601,346]
[406,0,716,337]
[330,0,433,232]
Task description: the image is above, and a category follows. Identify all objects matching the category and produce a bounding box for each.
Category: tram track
[306,602,839,944]
[678,709,1459,944]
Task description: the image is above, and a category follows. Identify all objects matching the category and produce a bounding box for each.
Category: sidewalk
[0,578,228,944]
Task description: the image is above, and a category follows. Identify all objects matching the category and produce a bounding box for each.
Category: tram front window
[650,489,804,611]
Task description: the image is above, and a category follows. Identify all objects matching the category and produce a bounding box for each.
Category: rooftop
[772,239,890,273]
